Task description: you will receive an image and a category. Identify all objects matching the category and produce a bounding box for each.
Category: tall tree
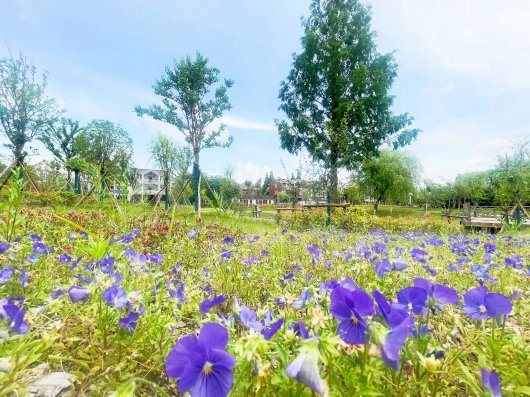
[75,120,133,196]
[277,0,419,200]
[149,133,180,210]
[135,53,233,217]
[0,53,61,167]
[358,150,420,212]
[39,117,83,192]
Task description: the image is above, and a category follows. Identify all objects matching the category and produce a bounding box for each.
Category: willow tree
[358,150,420,212]
[135,53,233,217]
[277,0,419,200]
[0,53,61,168]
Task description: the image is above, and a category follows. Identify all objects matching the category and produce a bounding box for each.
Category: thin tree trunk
[193,151,201,218]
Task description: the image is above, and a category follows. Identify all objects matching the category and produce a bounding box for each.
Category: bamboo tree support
[152,187,165,208]
[202,172,227,213]
[166,177,191,212]
[21,164,40,193]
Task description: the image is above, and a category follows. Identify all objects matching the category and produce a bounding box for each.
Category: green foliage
[203,175,241,209]
[276,0,419,197]
[0,53,61,166]
[0,168,27,242]
[75,120,134,183]
[454,171,490,205]
[358,150,420,210]
[135,53,233,216]
[277,191,290,203]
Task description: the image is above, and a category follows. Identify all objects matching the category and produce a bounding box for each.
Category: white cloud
[370,0,530,91]
[409,118,514,183]
[221,115,276,132]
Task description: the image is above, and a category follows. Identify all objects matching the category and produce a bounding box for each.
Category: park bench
[302,203,350,211]
[275,207,307,214]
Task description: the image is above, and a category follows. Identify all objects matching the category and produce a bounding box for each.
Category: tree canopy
[135,53,233,216]
[357,150,420,211]
[277,0,419,199]
[0,53,61,166]
[75,120,133,184]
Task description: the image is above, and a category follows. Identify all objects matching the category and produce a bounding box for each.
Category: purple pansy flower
[330,286,374,344]
[2,304,29,334]
[52,289,65,300]
[381,315,415,370]
[187,230,199,239]
[373,290,409,329]
[481,369,501,397]
[103,286,128,308]
[292,289,311,309]
[166,322,236,397]
[59,254,71,264]
[262,318,284,340]
[286,342,325,396]
[462,286,512,320]
[68,286,90,303]
[33,241,48,255]
[19,269,29,287]
[0,242,10,254]
[394,287,428,315]
[413,278,459,309]
[200,295,227,314]
[239,305,263,331]
[0,266,14,284]
[118,311,140,334]
[289,321,311,339]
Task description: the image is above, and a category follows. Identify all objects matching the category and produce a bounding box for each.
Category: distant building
[240,186,274,206]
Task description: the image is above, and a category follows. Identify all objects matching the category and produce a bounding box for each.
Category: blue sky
[1,0,529,183]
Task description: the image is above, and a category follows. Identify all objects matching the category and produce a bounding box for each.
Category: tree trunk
[74,170,81,195]
[329,161,339,203]
[66,169,72,191]
[193,151,201,218]
[14,144,25,168]
[164,174,170,211]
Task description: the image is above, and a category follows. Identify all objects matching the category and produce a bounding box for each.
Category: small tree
[75,120,133,197]
[0,53,61,168]
[39,117,83,192]
[135,53,233,217]
[358,150,420,212]
[149,133,180,210]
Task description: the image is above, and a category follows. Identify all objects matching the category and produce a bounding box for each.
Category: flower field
[1,208,529,396]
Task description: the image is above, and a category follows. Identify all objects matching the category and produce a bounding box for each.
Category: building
[240,186,274,206]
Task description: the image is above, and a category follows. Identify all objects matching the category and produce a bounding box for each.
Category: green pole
[326,192,331,227]
[164,185,169,211]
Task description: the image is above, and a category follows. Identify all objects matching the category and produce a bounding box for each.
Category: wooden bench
[276,207,307,214]
[302,203,350,211]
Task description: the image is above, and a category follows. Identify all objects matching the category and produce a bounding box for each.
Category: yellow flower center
[351,314,359,324]
[479,305,487,313]
[407,303,413,310]
[202,361,214,375]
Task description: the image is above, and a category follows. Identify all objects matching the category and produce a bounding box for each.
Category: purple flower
[395,287,428,315]
[222,237,234,244]
[147,253,163,264]
[52,289,65,300]
[33,241,48,255]
[98,257,115,274]
[292,289,311,309]
[481,369,501,397]
[166,323,236,397]
[411,247,430,262]
[462,286,512,320]
[29,233,42,241]
[483,243,496,254]
[306,245,320,261]
[169,281,186,305]
[239,305,263,331]
[382,315,415,370]
[220,248,231,261]
[59,254,71,264]
[200,295,227,314]
[286,342,325,396]
[68,286,90,303]
[0,242,10,254]
[330,286,374,344]
[413,278,459,308]
[19,269,29,287]
[26,254,38,263]
[103,286,128,308]
[289,321,310,339]
[0,266,14,284]
[187,230,199,239]
[262,318,284,340]
[118,311,140,334]
[2,304,29,334]
[373,290,409,328]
